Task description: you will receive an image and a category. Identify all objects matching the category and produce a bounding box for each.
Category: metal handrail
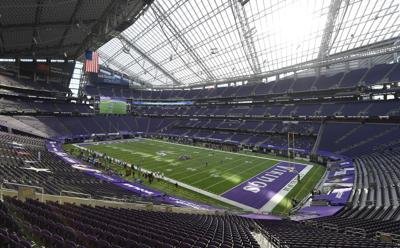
[101,196,128,202]
[59,190,91,204]
[59,190,91,199]
[0,182,44,202]
[344,226,366,237]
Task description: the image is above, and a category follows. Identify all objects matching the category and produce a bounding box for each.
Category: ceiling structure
[0,0,150,59]
[98,0,400,88]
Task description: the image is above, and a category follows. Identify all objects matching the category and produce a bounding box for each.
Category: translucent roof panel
[98,0,400,87]
[329,0,400,55]
[244,0,331,71]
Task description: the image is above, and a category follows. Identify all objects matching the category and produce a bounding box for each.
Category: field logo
[157,151,167,156]
[72,164,102,174]
[243,165,297,194]
[120,183,154,195]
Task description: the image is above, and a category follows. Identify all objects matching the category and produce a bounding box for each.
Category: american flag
[85,51,99,73]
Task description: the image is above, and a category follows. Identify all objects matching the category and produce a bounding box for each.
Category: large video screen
[19,61,75,81]
[99,97,127,114]
[89,68,129,86]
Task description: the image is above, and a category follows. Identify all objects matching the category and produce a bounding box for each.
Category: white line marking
[201,160,270,191]
[79,138,313,167]
[76,139,317,212]
[172,155,250,182]
[73,143,256,211]
[259,164,313,212]
[145,139,314,167]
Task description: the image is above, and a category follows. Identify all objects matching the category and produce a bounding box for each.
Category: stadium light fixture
[122,46,130,54]
[244,27,256,37]
[240,0,249,6]
[210,48,218,54]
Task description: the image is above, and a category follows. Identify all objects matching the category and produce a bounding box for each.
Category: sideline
[75,138,315,212]
[146,138,314,167]
[73,143,257,211]
[259,164,313,212]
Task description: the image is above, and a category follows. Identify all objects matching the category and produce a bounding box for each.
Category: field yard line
[259,164,313,212]
[186,157,256,186]
[77,139,316,212]
[107,145,243,179]
[109,144,266,193]
[73,143,257,212]
[155,173,258,212]
[200,160,272,191]
[97,142,273,196]
[145,139,314,167]
[111,142,255,184]
[169,155,250,181]
[80,138,312,166]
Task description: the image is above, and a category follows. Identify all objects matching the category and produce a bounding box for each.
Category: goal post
[287,132,295,160]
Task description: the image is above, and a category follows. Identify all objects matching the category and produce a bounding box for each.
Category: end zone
[221,162,313,211]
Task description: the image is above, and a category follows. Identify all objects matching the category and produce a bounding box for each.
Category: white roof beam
[318,0,346,60]
[151,3,216,82]
[118,34,183,86]
[230,0,261,75]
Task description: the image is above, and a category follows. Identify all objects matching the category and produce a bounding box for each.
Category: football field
[99,100,127,114]
[83,138,325,213]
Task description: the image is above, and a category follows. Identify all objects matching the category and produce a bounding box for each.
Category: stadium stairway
[335,104,346,116]
[0,115,49,138]
[335,125,363,144]
[311,120,325,154]
[336,126,399,155]
[48,116,74,134]
[362,102,375,116]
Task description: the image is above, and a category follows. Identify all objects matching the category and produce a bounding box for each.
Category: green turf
[99,100,127,114]
[63,144,238,209]
[85,139,280,195]
[66,138,326,213]
[271,164,326,215]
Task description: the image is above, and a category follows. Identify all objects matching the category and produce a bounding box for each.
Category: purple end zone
[222,162,307,209]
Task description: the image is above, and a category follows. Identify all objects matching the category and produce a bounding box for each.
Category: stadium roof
[98,0,400,87]
[0,0,150,59]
